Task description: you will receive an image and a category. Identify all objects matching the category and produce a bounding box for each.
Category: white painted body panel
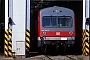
[5,0,8,29]
[83,0,90,29]
[12,0,26,55]
[86,0,89,18]
[83,0,85,29]
[38,37,75,40]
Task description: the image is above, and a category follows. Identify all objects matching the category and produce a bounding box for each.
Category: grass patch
[77,57,83,60]
[12,54,16,60]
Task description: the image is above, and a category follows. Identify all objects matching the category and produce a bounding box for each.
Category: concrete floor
[0,55,89,60]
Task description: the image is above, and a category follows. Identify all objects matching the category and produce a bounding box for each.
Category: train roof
[40,6,74,13]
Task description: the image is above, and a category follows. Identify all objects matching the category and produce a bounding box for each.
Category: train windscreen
[58,17,72,28]
[42,16,72,28]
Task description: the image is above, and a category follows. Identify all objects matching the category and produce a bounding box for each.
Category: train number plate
[56,32,60,35]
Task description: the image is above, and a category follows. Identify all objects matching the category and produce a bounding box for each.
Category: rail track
[0,45,89,60]
[29,54,89,60]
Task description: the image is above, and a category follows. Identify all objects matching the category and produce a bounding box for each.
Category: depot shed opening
[30,1,83,54]
[0,0,83,56]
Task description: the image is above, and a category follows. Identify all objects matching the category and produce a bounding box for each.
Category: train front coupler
[60,40,75,50]
[40,36,47,53]
[65,40,75,47]
[55,41,60,52]
[60,37,75,48]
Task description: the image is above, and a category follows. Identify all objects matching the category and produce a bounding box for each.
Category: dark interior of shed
[30,1,83,55]
[0,0,5,54]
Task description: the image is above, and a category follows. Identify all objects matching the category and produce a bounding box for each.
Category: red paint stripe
[38,11,41,36]
[38,31,75,37]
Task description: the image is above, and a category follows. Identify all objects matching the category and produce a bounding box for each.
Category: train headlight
[43,31,46,35]
[69,31,73,35]
[56,10,59,14]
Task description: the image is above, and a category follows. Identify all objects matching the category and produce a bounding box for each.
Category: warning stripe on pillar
[82,29,86,55]
[4,29,8,57]
[84,40,89,56]
[9,29,12,39]
[82,29,89,56]
[84,29,89,56]
[86,29,89,37]
[8,41,12,57]
[25,29,30,57]
[8,29,12,57]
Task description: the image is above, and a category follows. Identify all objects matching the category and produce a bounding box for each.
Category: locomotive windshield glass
[42,16,72,28]
[42,17,51,27]
[42,17,57,27]
[58,17,72,28]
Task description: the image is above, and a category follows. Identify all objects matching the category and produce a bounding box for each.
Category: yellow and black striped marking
[82,29,86,55]
[8,41,12,57]
[82,29,89,56]
[8,29,12,57]
[86,29,89,37]
[4,29,9,57]
[25,29,30,56]
[84,40,89,56]
[84,29,89,56]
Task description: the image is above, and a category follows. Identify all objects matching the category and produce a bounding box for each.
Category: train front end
[38,6,75,50]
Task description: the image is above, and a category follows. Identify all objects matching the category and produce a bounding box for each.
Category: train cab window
[58,17,72,28]
[42,17,51,27]
[42,16,72,28]
[42,16,57,27]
